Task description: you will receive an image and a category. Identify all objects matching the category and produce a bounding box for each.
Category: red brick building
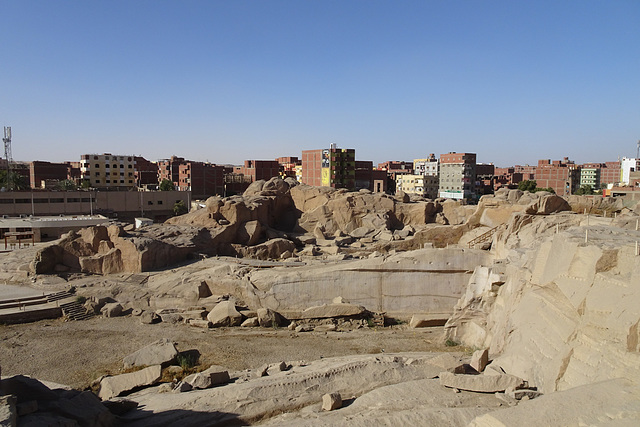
[134,156,159,187]
[601,161,621,185]
[157,156,185,187]
[535,158,579,196]
[177,162,232,198]
[475,163,495,195]
[302,147,356,189]
[276,157,301,178]
[355,160,374,190]
[235,160,281,182]
[513,165,536,181]
[29,161,71,189]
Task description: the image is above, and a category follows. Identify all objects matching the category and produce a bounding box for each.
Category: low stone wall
[0,307,62,324]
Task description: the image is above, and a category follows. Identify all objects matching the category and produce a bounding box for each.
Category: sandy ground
[0,316,456,390]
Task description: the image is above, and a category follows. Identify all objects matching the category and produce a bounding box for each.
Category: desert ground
[0,315,452,390]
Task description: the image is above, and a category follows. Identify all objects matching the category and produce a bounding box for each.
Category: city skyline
[1,1,639,167]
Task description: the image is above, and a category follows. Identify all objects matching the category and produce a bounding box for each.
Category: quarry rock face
[4,189,640,426]
[445,213,640,394]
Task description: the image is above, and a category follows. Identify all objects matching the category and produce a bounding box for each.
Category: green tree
[0,170,29,190]
[159,179,174,191]
[574,185,594,195]
[57,179,78,190]
[173,200,188,216]
[517,180,537,192]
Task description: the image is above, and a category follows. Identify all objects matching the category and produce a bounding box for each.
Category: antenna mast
[2,127,12,190]
[637,140,639,159]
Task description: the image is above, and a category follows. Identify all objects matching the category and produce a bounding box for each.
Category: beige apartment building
[80,154,136,189]
[396,174,439,199]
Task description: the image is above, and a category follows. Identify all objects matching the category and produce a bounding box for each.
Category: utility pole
[2,126,12,190]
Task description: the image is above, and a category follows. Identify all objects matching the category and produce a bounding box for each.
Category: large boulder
[439,371,524,393]
[206,301,244,327]
[98,365,162,400]
[236,238,296,260]
[525,194,571,215]
[299,303,367,319]
[101,303,123,318]
[236,220,263,246]
[183,365,230,389]
[1,376,116,426]
[261,177,289,196]
[257,308,284,328]
[122,338,178,369]
[243,180,266,197]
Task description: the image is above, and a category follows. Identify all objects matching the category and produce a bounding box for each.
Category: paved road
[0,284,45,300]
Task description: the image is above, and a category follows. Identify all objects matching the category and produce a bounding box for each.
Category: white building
[413,154,439,176]
[621,157,639,185]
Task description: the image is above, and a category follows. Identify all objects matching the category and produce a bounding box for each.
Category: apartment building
[396,174,439,199]
[80,154,136,189]
[29,161,71,189]
[621,157,639,185]
[301,146,356,189]
[157,156,184,187]
[235,160,281,182]
[475,163,495,195]
[513,165,536,181]
[177,162,231,198]
[134,156,159,187]
[438,152,477,201]
[601,161,621,185]
[535,158,579,196]
[355,160,374,190]
[413,154,439,176]
[579,166,600,190]
[276,157,301,178]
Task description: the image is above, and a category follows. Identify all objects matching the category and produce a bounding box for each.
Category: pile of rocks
[29,178,481,275]
[0,365,119,426]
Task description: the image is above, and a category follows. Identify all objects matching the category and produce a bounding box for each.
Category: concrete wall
[0,190,191,222]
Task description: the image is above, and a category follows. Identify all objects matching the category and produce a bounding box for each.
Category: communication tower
[2,126,12,190]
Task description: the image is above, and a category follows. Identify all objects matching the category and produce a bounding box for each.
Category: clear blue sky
[1,0,639,167]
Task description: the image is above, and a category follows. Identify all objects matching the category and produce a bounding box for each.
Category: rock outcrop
[445,212,640,394]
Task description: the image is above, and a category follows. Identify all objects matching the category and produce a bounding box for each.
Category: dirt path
[0,316,457,389]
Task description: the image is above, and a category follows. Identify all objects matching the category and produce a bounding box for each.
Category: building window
[106,180,110,183]
[148,201,153,205]
[157,200,163,205]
